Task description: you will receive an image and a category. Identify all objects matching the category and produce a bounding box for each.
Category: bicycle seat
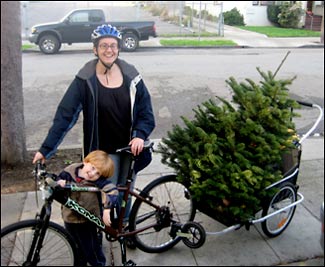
[116,140,154,153]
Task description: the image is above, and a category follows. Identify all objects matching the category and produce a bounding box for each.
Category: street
[23,48,324,150]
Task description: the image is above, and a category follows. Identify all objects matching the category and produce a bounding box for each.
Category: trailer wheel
[39,34,61,54]
[181,221,206,249]
[261,182,297,237]
[122,32,138,52]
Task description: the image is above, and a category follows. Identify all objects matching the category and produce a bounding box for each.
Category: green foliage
[160,39,237,47]
[158,68,300,222]
[278,2,304,28]
[223,8,245,26]
[267,5,281,26]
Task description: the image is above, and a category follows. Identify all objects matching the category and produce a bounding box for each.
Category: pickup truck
[28,8,157,54]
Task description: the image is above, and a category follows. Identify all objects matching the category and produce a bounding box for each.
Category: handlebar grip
[297,100,313,107]
[116,140,154,153]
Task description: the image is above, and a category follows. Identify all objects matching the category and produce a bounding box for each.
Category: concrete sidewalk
[1,138,324,266]
[22,24,324,53]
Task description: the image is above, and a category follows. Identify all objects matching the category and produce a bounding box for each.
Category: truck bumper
[28,34,39,44]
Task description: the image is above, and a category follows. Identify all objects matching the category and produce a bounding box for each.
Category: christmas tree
[158,67,300,223]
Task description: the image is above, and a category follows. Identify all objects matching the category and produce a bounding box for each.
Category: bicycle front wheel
[1,219,78,266]
[129,174,195,253]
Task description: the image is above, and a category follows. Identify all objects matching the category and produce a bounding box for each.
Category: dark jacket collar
[76,58,139,81]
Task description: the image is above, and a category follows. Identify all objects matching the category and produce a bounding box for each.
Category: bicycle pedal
[124,259,136,266]
[126,238,137,249]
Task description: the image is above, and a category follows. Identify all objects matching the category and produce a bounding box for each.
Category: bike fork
[25,204,51,265]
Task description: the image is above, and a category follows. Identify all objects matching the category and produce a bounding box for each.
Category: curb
[21,44,324,54]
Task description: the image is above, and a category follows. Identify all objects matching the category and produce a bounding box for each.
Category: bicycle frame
[47,178,164,239]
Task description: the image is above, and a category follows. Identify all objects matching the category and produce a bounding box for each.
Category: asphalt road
[22,48,324,150]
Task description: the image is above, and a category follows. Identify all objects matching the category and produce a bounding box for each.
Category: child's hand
[57,180,66,187]
[103,209,111,226]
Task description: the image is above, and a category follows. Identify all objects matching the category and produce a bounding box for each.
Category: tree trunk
[1,1,27,165]
[321,14,324,44]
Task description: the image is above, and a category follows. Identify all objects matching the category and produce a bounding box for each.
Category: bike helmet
[91,24,122,44]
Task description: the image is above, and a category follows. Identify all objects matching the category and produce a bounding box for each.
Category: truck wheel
[122,32,139,52]
[39,35,61,54]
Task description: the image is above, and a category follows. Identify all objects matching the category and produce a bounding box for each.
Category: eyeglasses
[99,43,118,51]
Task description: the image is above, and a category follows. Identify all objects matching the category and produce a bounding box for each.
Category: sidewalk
[1,138,324,266]
[22,24,324,52]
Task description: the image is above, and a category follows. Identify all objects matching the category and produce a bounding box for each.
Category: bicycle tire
[261,182,297,237]
[128,174,195,253]
[1,219,78,266]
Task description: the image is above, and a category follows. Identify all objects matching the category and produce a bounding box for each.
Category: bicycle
[1,140,206,266]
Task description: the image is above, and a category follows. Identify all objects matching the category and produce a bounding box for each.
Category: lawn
[21,44,35,50]
[160,39,237,47]
[237,26,321,37]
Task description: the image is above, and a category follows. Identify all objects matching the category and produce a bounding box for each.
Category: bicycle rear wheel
[261,182,297,237]
[128,174,195,253]
[1,219,78,266]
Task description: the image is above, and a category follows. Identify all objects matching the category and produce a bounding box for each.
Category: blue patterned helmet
[91,24,122,44]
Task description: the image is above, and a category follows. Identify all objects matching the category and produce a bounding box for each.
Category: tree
[1,1,27,165]
[223,8,245,26]
[159,67,300,222]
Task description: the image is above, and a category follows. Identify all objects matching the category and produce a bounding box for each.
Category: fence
[144,1,224,36]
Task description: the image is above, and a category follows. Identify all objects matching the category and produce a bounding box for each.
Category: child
[56,150,117,266]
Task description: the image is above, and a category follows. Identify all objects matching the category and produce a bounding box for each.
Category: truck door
[60,10,95,43]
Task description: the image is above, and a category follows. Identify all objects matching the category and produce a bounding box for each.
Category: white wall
[185,1,274,26]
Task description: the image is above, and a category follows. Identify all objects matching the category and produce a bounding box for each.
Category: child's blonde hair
[84,150,114,178]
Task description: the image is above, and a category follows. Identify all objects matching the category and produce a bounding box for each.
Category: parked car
[28,8,157,54]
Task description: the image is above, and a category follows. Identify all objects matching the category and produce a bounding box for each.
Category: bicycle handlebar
[116,139,154,153]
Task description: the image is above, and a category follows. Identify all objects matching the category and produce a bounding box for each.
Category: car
[28,8,157,54]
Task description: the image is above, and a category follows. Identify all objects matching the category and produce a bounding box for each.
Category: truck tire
[39,34,61,54]
[122,32,139,52]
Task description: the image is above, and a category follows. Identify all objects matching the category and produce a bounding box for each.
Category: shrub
[267,5,281,26]
[278,2,304,28]
[223,7,245,26]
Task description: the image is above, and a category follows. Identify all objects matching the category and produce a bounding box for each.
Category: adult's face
[94,37,119,66]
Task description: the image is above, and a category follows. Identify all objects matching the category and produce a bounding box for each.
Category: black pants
[64,221,106,266]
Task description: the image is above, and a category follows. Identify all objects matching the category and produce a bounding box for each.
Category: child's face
[81,162,101,181]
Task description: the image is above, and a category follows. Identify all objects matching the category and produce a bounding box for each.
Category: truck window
[69,11,89,23]
[89,10,103,23]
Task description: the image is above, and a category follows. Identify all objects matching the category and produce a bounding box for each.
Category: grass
[21,44,35,50]
[160,39,237,47]
[237,26,321,37]
[159,32,219,38]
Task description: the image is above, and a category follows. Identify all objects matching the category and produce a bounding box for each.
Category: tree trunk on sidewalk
[1,1,27,165]
[321,14,324,44]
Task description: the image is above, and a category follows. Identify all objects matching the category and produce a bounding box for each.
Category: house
[184,1,323,30]
[304,1,324,31]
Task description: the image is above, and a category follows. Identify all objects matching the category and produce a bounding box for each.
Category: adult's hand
[129,137,144,156]
[32,152,45,164]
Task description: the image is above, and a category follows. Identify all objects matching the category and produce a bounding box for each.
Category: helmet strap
[100,59,116,86]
